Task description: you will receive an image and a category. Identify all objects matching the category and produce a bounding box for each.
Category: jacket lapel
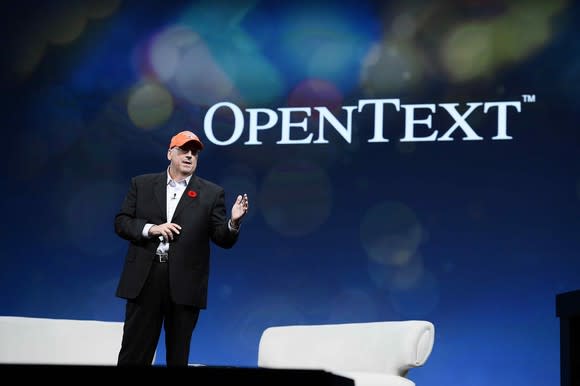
[172,175,201,220]
[153,171,167,221]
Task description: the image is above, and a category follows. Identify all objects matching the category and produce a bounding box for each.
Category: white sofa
[0,316,125,365]
[258,320,435,386]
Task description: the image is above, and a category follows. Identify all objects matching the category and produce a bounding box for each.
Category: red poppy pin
[187,190,197,198]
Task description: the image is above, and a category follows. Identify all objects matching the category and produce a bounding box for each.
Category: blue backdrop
[1,1,579,385]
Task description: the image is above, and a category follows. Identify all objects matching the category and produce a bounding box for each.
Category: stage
[0,364,354,385]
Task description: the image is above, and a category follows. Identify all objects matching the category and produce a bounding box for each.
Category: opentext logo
[202,95,535,145]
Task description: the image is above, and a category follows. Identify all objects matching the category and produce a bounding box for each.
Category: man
[114,130,249,366]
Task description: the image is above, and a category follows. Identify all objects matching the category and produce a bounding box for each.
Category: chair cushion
[0,316,124,365]
[258,320,435,375]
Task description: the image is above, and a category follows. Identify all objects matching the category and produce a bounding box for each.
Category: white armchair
[257,320,435,386]
[0,316,126,365]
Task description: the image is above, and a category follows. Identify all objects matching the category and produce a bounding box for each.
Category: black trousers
[117,259,200,366]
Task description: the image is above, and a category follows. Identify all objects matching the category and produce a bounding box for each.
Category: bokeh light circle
[360,201,423,266]
[441,21,494,83]
[259,160,332,237]
[368,253,425,291]
[127,81,174,130]
[388,269,440,317]
[360,41,423,94]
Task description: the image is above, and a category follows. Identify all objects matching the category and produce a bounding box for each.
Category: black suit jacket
[114,171,238,308]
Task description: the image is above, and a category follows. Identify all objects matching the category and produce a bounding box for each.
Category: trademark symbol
[522,94,536,103]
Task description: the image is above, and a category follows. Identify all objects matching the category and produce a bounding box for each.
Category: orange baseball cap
[169,130,204,150]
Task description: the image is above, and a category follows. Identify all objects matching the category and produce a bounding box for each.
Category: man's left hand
[230,193,249,228]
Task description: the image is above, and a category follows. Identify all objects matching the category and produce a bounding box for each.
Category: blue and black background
[0,1,579,385]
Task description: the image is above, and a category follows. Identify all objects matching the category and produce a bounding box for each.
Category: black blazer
[114,171,238,308]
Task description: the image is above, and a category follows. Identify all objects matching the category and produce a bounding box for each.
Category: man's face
[168,142,199,178]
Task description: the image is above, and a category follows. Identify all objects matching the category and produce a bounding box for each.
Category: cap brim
[180,139,204,150]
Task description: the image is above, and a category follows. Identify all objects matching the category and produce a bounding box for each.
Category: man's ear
[167,149,172,161]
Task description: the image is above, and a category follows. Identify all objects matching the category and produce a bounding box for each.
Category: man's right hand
[149,222,181,241]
